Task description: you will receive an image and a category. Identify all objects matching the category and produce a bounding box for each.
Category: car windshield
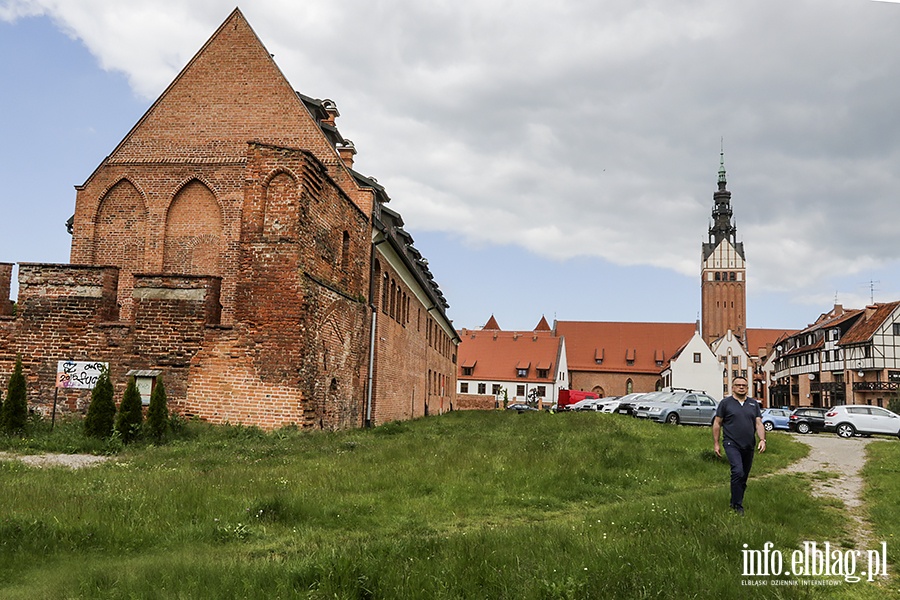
[648,395,682,404]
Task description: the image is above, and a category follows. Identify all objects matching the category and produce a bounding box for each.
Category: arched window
[626,379,633,394]
[390,280,396,318]
[340,231,350,271]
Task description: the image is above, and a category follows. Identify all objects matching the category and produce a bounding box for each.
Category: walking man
[712,377,765,515]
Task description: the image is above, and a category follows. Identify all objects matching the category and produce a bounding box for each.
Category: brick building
[701,150,746,346]
[0,9,457,429]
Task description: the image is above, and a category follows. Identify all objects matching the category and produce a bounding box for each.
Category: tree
[1,356,28,435]
[889,393,900,417]
[84,369,115,438]
[115,376,143,443]
[146,375,168,441]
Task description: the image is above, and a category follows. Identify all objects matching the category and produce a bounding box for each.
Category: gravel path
[779,432,874,547]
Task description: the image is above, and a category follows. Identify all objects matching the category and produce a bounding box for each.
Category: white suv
[824,405,900,439]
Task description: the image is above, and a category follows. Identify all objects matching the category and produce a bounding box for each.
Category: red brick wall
[569,371,662,397]
[370,257,457,424]
[455,394,496,411]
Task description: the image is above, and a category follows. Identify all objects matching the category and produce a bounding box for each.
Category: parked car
[788,407,828,434]
[566,398,603,411]
[760,408,792,431]
[577,397,619,411]
[602,393,644,415]
[506,403,538,412]
[618,392,670,417]
[824,405,900,438]
[633,391,719,425]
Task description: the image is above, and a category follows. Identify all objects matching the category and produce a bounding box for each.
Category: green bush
[146,375,168,441]
[84,369,115,438]
[1,356,28,435]
[115,376,143,443]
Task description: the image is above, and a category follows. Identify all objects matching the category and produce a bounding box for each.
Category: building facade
[771,302,900,409]
[0,9,457,430]
[456,316,567,409]
[660,330,722,396]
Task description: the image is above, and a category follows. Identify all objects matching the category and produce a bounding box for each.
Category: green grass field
[1,411,898,599]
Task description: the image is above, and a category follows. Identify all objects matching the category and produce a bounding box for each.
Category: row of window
[459,382,546,397]
[374,261,453,360]
[713,271,739,281]
[380,271,410,326]
[427,369,448,396]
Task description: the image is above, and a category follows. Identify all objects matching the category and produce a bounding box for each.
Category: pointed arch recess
[94,178,148,269]
[164,179,224,276]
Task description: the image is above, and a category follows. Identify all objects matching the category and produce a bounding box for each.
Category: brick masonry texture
[0,9,457,430]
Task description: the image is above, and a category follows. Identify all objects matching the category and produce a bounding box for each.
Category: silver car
[633,391,719,425]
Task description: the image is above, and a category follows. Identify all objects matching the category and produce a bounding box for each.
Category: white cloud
[4,0,900,321]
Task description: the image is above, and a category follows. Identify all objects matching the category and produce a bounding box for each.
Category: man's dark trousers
[723,440,754,509]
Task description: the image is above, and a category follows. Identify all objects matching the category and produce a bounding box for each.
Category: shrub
[115,376,143,443]
[146,376,168,441]
[1,356,29,435]
[84,369,116,438]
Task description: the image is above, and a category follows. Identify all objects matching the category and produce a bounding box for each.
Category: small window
[462,367,473,376]
[460,382,469,393]
[536,386,546,397]
[477,383,486,394]
[537,369,549,378]
[516,385,525,396]
[517,368,528,378]
[693,353,701,363]
[492,384,501,395]
[894,323,900,336]
[732,356,739,365]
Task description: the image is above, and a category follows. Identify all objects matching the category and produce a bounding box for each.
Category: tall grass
[0,411,895,598]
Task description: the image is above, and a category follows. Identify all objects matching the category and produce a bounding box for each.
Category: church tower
[701,149,746,346]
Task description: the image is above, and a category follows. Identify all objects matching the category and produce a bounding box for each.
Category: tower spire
[718,138,727,188]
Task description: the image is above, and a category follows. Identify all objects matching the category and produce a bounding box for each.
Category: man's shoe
[732,506,744,516]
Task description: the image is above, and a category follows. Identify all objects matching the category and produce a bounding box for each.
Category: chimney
[321,99,339,126]
[337,140,357,169]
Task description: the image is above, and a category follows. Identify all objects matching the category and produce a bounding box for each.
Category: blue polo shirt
[716,396,761,449]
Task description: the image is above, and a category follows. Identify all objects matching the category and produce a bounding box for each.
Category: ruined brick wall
[370,257,457,424]
[0,265,221,416]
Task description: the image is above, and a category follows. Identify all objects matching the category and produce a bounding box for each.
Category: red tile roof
[534,316,551,331]
[483,315,501,330]
[556,321,696,374]
[746,328,797,357]
[839,302,900,345]
[457,329,561,383]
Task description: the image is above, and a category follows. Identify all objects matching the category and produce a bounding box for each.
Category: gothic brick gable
[103,8,336,168]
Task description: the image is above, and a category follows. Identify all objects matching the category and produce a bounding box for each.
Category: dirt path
[779,433,874,547]
[0,451,111,469]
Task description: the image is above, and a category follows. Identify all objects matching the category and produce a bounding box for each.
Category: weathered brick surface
[454,394,496,411]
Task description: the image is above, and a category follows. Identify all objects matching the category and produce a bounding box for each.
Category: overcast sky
[2,0,900,331]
